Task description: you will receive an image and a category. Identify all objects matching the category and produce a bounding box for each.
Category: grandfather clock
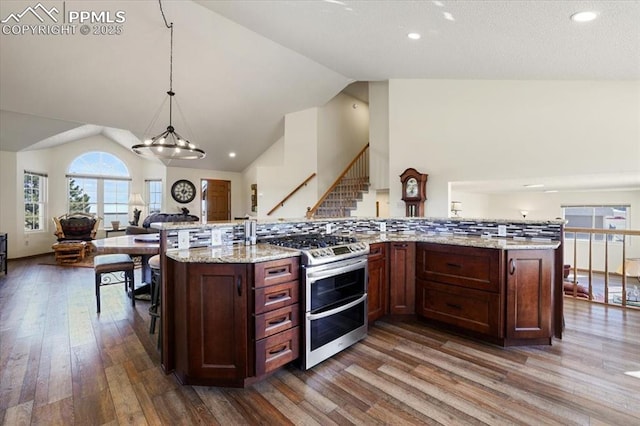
[400,168,428,217]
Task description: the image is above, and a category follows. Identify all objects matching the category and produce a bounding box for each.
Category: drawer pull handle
[267,292,289,301]
[446,302,462,310]
[394,243,408,248]
[371,247,381,255]
[509,259,516,275]
[446,263,462,268]
[267,267,288,275]
[269,344,288,355]
[268,316,288,326]
[237,276,242,296]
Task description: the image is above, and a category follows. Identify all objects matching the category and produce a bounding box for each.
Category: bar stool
[148,254,161,334]
[94,254,135,313]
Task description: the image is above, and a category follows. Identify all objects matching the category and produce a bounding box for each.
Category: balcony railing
[564,227,640,309]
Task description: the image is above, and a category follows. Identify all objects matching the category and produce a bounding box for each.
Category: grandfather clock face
[400,168,428,217]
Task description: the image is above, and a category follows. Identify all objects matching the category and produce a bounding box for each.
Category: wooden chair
[53,212,101,252]
[94,254,135,313]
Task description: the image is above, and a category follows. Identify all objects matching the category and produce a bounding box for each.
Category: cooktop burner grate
[267,234,357,250]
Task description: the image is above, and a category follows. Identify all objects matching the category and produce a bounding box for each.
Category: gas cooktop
[267,233,369,265]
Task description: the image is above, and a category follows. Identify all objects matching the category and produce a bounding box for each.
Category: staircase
[307,144,369,218]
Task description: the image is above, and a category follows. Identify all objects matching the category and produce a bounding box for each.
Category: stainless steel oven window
[308,295,367,351]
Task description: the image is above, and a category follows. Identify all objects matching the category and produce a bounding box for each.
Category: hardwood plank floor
[1,256,639,425]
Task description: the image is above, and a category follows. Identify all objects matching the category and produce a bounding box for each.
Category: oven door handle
[306,258,368,283]
[306,294,367,321]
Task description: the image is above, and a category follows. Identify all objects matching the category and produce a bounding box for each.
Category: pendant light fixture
[132,0,205,160]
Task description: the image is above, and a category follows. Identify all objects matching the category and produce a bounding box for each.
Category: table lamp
[129,193,145,226]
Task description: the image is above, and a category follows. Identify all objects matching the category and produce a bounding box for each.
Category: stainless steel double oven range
[269,234,369,370]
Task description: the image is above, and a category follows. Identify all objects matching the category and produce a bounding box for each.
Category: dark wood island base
[161,235,560,387]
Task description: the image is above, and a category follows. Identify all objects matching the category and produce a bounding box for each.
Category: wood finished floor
[1,256,640,425]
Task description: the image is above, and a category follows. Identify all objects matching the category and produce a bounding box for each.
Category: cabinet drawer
[416,279,502,337]
[254,257,300,288]
[255,304,300,340]
[255,326,300,376]
[368,242,386,260]
[416,243,501,292]
[254,280,299,314]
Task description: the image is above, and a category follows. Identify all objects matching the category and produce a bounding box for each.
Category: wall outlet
[379,222,386,232]
[498,225,507,237]
[178,230,190,250]
[326,223,332,234]
[210,229,222,246]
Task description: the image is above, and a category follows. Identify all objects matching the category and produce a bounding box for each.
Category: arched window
[67,152,131,226]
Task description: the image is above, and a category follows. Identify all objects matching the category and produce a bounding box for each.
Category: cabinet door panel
[416,279,501,337]
[389,242,415,315]
[183,264,249,381]
[367,252,388,323]
[506,250,552,341]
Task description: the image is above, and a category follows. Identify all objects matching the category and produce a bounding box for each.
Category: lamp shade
[129,193,145,206]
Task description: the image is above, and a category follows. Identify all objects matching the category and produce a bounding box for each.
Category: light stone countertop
[166,233,559,264]
[354,233,561,250]
[166,243,300,264]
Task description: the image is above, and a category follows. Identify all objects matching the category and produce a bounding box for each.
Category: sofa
[125,212,200,235]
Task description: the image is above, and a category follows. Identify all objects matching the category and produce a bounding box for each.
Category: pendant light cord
[159,0,174,128]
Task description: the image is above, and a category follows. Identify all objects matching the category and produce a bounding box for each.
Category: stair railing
[564,226,640,309]
[306,143,369,218]
[266,173,317,216]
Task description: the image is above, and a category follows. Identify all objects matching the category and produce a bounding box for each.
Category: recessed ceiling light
[544,190,559,193]
[229,152,236,158]
[407,32,421,40]
[443,12,455,21]
[570,11,598,22]
[524,184,544,188]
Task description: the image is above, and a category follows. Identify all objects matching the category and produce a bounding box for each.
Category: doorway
[201,179,231,222]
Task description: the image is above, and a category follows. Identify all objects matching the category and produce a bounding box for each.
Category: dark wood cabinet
[172,262,250,386]
[415,243,553,346]
[253,257,300,376]
[505,249,553,344]
[168,256,300,387]
[389,242,415,315]
[367,242,388,323]
[0,233,6,275]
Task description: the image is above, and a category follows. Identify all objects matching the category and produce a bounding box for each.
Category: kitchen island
[157,217,564,387]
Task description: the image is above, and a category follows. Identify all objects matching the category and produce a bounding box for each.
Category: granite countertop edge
[166,234,560,263]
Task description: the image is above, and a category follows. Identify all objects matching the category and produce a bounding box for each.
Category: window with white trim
[67,152,131,225]
[563,205,629,242]
[24,171,47,231]
[146,179,162,215]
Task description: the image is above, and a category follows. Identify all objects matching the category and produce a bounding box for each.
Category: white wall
[448,190,491,219]
[369,81,389,190]
[242,136,284,216]
[255,108,319,219]
[0,151,17,257]
[388,80,640,218]
[317,92,370,195]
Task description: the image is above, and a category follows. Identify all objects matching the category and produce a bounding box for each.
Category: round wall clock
[171,179,196,204]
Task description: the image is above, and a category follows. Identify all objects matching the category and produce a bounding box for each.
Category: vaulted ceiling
[1,1,638,177]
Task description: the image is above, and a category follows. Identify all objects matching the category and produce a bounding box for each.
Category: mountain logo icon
[1,2,60,24]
